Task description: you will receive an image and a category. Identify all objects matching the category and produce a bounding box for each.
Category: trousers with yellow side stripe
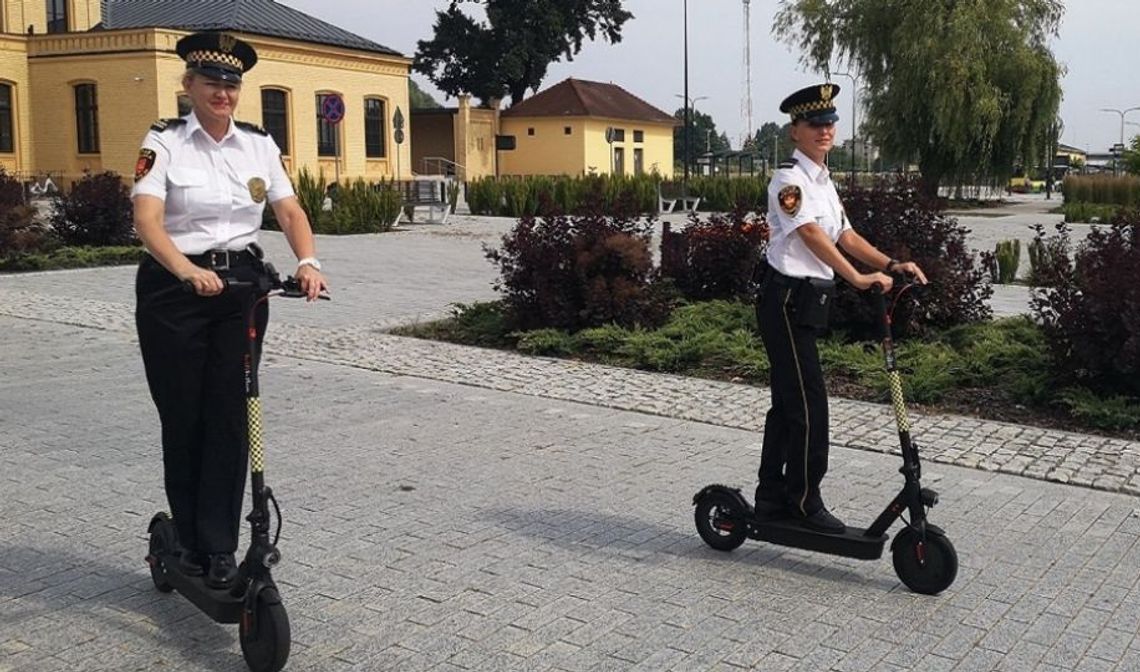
[755,283,831,516]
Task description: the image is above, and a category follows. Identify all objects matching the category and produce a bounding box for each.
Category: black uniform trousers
[755,278,830,516]
[135,254,268,554]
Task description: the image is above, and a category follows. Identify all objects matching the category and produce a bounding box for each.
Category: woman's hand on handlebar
[181,266,224,296]
[853,272,893,293]
[295,264,329,302]
[890,260,929,285]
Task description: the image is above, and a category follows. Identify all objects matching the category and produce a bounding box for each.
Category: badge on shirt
[134,148,156,182]
[778,185,802,216]
[248,177,267,203]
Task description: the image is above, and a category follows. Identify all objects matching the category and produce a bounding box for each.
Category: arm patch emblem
[135,148,156,181]
[778,185,802,216]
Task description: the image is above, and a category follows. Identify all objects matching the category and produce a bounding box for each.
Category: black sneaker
[177,549,205,577]
[796,507,846,534]
[205,553,238,589]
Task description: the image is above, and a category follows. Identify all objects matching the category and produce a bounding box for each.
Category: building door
[633,148,644,176]
[613,147,625,176]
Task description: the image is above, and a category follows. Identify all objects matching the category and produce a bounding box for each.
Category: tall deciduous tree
[774,0,1064,194]
[415,0,633,108]
[674,108,732,170]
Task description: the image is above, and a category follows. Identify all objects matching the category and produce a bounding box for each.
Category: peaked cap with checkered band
[176,32,257,83]
[779,83,841,125]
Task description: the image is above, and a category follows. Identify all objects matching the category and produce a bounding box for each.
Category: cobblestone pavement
[3,315,1140,672]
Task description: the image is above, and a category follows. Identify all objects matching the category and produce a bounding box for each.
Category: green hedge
[1062,175,1140,206]
[0,245,146,272]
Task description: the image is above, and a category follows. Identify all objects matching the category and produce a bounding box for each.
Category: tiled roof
[501,78,675,124]
[98,0,403,57]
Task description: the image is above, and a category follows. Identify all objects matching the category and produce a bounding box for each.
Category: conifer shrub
[50,171,135,247]
[1030,209,1140,396]
[832,177,992,339]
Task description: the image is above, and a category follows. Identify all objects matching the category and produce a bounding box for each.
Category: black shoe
[205,553,238,589]
[177,549,205,577]
[796,507,846,534]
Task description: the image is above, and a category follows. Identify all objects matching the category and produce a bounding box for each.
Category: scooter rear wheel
[240,590,291,672]
[892,529,958,595]
[147,516,174,593]
[694,492,747,552]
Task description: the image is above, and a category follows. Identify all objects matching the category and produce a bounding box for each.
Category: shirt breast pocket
[166,167,214,214]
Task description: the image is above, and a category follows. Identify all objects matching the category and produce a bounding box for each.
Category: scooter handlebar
[181,271,330,300]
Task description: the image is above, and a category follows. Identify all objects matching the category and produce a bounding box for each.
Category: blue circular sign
[321,94,345,125]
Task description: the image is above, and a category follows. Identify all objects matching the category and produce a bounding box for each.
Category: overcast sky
[278,0,1140,154]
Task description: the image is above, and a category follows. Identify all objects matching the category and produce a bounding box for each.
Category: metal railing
[420,156,466,180]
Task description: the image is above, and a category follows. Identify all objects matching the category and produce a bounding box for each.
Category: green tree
[1124,135,1140,176]
[774,0,1064,195]
[414,0,633,108]
[673,108,732,170]
[409,79,442,109]
[748,121,795,169]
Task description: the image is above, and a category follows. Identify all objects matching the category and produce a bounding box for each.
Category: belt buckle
[209,249,231,271]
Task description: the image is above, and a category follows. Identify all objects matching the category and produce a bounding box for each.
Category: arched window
[74,83,99,154]
[364,97,387,158]
[261,88,289,155]
[0,83,13,153]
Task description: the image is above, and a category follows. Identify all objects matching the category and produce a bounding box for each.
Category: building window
[315,93,339,157]
[364,97,386,158]
[0,84,13,153]
[613,128,626,142]
[564,126,572,135]
[176,94,191,117]
[633,130,644,143]
[613,146,625,175]
[633,148,644,175]
[528,128,535,136]
[262,89,289,155]
[46,0,68,33]
[74,83,99,154]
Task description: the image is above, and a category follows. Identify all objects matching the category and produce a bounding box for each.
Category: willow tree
[775,0,1064,195]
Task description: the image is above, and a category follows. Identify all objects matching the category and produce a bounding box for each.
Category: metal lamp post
[833,71,858,185]
[1100,106,1140,176]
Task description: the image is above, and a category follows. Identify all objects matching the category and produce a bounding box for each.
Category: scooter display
[692,280,958,595]
[145,263,328,672]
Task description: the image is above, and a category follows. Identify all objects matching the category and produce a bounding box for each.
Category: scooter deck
[155,551,244,623]
[746,515,887,560]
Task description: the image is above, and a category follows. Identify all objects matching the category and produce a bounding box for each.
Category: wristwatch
[297,257,322,272]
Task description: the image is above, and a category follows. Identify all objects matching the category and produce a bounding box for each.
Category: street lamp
[833,71,859,184]
[682,0,689,194]
[1099,106,1140,176]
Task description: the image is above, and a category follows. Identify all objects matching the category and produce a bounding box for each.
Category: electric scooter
[692,280,958,595]
[145,263,328,672]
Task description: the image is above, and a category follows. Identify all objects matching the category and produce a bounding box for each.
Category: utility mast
[741,0,754,149]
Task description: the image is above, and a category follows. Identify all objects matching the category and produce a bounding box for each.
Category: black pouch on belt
[793,277,836,330]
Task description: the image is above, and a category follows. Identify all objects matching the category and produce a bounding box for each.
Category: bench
[657,183,701,215]
[397,179,451,225]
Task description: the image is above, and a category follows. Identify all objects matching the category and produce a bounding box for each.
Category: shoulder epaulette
[778,156,799,169]
[150,118,186,133]
[235,121,269,136]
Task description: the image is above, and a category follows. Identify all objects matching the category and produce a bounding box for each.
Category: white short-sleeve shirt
[766,148,852,280]
[131,111,294,255]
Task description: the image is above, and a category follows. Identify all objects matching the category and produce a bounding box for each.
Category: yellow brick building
[498,78,676,178]
[0,0,413,185]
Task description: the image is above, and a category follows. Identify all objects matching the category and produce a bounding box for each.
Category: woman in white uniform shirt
[132,31,327,588]
[754,83,927,533]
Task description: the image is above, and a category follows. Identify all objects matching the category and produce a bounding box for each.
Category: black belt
[764,267,806,288]
[185,246,261,271]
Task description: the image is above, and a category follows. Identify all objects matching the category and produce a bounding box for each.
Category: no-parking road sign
[321,94,345,125]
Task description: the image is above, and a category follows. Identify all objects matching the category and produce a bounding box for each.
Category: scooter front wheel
[240,589,291,672]
[694,492,747,552]
[147,514,175,593]
[892,529,958,595]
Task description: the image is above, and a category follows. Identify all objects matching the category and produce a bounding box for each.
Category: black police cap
[176,32,257,83]
[779,83,841,125]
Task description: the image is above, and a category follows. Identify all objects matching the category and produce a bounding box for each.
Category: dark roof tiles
[502,78,675,124]
[99,0,402,57]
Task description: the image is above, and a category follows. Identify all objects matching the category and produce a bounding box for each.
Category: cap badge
[820,84,834,102]
[219,34,237,54]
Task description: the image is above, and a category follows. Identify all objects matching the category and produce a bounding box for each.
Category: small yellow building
[0,0,412,186]
[499,78,676,178]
